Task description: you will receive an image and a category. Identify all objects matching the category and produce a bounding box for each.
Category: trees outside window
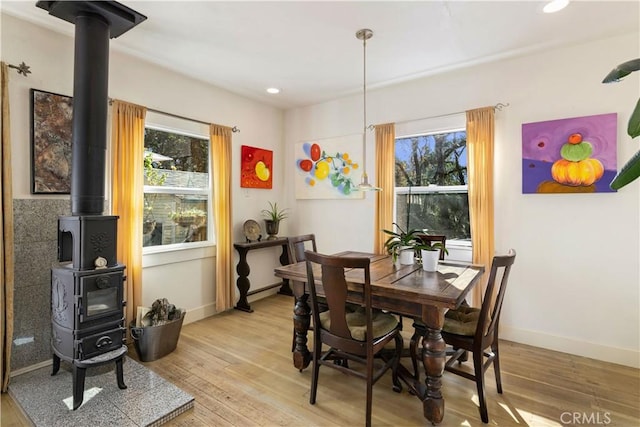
[395,130,470,240]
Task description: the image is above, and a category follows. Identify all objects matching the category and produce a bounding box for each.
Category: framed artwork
[522,113,617,194]
[240,145,273,189]
[294,134,364,199]
[30,88,73,194]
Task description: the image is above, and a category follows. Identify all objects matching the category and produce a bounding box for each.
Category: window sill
[445,239,472,263]
[142,243,216,268]
[447,239,472,249]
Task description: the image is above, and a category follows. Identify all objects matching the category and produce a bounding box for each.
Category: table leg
[277,244,293,296]
[234,247,253,312]
[421,305,446,425]
[292,285,311,371]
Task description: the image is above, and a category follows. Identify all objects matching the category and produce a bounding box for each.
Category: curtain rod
[368,102,509,130]
[108,98,240,133]
[7,61,31,77]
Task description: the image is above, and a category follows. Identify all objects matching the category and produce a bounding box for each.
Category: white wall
[284,33,640,368]
[3,13,289,324]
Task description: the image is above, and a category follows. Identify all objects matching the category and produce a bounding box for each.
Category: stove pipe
[36,1,147,215]
[71,13,109,215]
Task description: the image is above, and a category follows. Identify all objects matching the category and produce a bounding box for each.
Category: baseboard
[10,359,52,377]
[184,302,217,324]
[248,285,280,304]
[194,287,280,321]
[501,325,640,369]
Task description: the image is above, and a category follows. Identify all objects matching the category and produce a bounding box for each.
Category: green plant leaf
[628,98,640,138]
[610,149,640,190]
[603,57,640,190]
[261,201,289,221]
[602,59,640,83]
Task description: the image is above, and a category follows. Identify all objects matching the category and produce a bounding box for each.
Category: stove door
[79,271,124,326]
[77,326,125,360]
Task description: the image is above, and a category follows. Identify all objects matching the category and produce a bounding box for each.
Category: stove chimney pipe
[71,12,109,215]
[35,1,147,215]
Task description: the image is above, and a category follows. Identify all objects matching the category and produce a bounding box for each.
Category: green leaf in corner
[628,98,640,138]
[602,59,640,83]
[610,149,640,190]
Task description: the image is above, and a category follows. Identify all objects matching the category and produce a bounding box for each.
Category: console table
[234,237,293,312]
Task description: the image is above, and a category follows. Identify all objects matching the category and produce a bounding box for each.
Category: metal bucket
[130,311,185,362]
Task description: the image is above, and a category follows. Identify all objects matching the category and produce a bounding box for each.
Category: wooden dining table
[274,251,485,425]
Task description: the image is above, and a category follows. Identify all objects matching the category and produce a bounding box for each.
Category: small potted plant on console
[261,201,289,240]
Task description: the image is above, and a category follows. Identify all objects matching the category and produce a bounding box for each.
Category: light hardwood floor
[2,294,639,426]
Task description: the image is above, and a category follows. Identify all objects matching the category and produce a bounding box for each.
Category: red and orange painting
[241,145,273,189]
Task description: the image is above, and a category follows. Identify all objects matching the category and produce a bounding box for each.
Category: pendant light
[355,28,381,192]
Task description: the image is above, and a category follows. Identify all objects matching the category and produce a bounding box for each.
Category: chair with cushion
[304,250,403,427]
[441,249,516,423]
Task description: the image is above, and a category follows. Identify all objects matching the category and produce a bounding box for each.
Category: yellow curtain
[210,124,233,312]
[111,100,146,326]
[374,123,395,254]
[466,107,495,305]
[1,62,14,393]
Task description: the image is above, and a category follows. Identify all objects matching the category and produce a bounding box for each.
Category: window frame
[393,125,471,246]
[142,121,214,254]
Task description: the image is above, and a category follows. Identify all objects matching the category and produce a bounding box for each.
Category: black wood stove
[36,0,146,410]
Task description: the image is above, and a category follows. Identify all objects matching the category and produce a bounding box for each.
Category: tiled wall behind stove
[12,198,70,371]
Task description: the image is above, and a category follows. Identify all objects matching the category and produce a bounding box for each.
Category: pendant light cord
[363,32,367,169]
[355,29,379,191]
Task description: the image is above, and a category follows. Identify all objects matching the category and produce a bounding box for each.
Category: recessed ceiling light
[266,87,280,94]
[543,0,569,13]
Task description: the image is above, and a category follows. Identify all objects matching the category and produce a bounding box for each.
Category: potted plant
[261,201,289,240]
[382,223,425,265]
[416,238,449,272]
[602,58,640,189]
[169,207,206,227]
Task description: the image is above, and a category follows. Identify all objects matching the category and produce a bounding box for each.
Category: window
[143,119,212,249]
[394,129,470,240]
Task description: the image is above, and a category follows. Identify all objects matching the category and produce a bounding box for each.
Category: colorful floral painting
[294,134,364,199]
[241,145,273,189]
[522,113,617,194]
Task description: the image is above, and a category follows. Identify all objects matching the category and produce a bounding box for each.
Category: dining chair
[287,234,317,264]
[441,249,516,423]
[304,250,403,427]
[416,234,447,260]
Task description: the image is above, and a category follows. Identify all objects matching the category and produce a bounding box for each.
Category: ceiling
[2,1,639,110]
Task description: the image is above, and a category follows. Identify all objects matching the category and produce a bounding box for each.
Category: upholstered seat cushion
[319,308,399,341]
[442,306,481,336]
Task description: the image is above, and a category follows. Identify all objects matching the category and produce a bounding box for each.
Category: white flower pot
[421,249,440,272]
[399,247,415,265]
